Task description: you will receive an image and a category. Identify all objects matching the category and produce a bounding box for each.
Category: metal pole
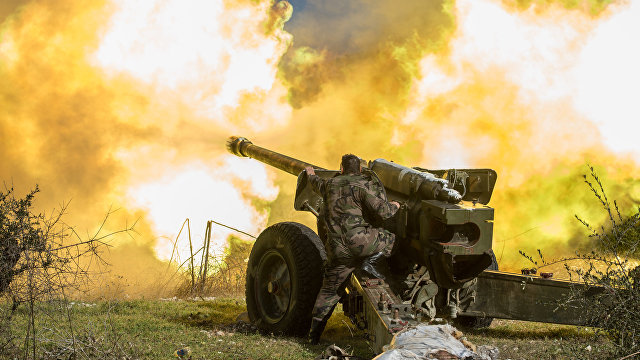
[201,221,212,292]
[187,219,195,292]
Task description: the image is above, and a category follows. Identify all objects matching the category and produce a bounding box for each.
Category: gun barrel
[226,136,323,176]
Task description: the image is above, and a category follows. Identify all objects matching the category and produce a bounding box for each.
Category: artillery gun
[227,136,591,352]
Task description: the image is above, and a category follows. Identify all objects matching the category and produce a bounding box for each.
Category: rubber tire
[486,249,499,271]
[246,222,326,336]
[455,250,498,329]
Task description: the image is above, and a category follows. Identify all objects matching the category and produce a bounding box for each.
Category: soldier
[305,154,400,345]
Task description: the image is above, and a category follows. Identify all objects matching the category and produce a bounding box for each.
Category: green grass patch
[1,299,617,359]
[172,299,246,328]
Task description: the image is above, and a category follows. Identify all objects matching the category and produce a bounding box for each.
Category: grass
[1,298,370,360]
[465,320,615,360]
[1,298,618,360]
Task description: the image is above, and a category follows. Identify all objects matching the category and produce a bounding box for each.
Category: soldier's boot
[362,252,400,290]
[308,317,328,345]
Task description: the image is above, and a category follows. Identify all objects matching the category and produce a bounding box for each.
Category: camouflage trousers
[311,227,395,322]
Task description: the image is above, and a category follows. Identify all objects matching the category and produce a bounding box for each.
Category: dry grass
[465,319,615,360]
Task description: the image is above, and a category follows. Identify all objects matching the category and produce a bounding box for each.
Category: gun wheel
[246,222,326,336]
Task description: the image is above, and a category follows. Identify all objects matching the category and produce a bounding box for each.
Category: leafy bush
[0,186,46,296]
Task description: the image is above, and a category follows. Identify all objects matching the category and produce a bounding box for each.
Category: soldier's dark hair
[341,154,361,174]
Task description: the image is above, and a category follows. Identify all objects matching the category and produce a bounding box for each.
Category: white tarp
[372,324,498,360]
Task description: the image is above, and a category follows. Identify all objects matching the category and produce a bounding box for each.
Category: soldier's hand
[305,166,315,175]
[390,201,400,209]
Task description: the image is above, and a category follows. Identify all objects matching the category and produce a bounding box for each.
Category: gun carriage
[227,136,590,352]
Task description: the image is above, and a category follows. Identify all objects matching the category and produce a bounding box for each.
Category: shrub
[0,185,132,358]
[568,167,640,356]
[522,166,640,358]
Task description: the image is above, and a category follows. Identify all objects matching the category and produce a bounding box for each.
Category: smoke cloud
[0,0,287,297]
[273,0,640,269]
[1,0,638,296]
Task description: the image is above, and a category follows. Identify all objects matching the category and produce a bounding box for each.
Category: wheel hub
[254,249,292,324]
[267,280,280,294]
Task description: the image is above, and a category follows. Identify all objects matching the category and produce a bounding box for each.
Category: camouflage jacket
[308,173,398,241]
